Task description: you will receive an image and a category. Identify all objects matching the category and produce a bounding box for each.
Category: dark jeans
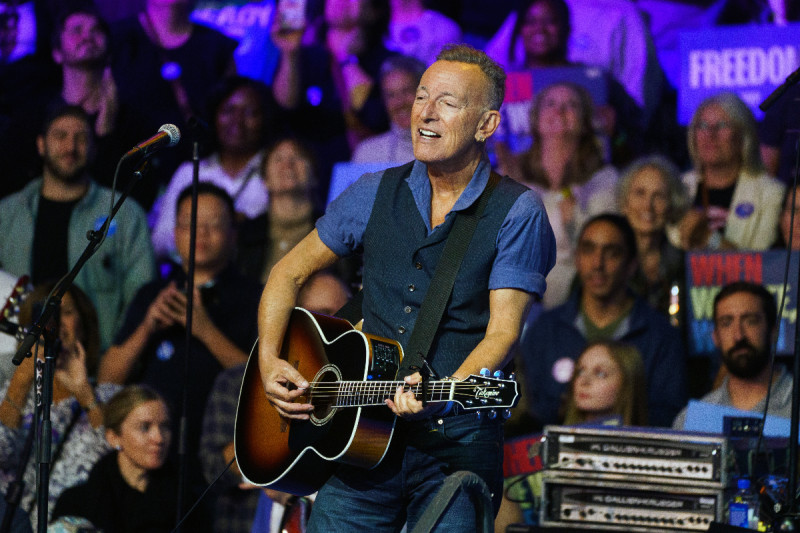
[308,412,504,533]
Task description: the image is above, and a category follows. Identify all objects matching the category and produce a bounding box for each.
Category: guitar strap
[398,171,501,382]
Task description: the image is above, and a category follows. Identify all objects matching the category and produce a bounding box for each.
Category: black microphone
[123,124,181,158]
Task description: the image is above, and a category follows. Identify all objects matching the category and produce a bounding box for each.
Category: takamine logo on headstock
[475,387,501,399]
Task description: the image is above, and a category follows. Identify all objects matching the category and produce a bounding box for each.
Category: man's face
[174,194,235,272]
[54,13,107,67]
[411,60,495,173]
[37,114,91,184]
[382,69,417,131]
[713,292,771,379]
[575,220,635,302]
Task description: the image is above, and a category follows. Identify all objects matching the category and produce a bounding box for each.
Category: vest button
[404,306,412,314]
[398,326,406,334]
[415,262,423,270]
[408,284,415,292]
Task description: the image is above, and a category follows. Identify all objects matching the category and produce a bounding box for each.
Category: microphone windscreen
[158,124,181,146]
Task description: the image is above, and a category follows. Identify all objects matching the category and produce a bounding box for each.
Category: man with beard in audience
[673,281,792,429]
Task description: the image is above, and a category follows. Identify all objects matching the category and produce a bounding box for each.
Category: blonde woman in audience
[0,284,121,529]
[51,385,210,532]
[672,92,784,251]
[510,82,618,308]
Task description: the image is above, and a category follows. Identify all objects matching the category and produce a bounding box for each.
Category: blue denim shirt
[316,159,555,296]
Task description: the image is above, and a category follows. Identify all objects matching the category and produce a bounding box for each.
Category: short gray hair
[436,44,506,110]
[617,154,689,224]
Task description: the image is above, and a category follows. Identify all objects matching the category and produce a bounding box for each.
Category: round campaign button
[735,202,755,218]
[552,357,575,384]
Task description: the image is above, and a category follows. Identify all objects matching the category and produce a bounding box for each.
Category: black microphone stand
[35,329,59,531]
[174,117,207,532]
[761,74,800,532]
[9,158,152,533]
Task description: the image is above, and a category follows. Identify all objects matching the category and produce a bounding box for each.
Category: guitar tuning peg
[493,370,504,379]
[487,409,497,420]
[476,410,482,420]
[508,372,516,381]
[480,368,491,377]
[502,409,512,420]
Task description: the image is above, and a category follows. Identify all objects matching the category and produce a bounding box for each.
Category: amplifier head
[541,476,725,531]
[542,425,729,487]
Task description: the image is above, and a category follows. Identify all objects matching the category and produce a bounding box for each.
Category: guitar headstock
[1,275,30,325]
[450,371,519,413]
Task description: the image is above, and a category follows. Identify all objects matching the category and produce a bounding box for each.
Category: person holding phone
[270,0,396,197]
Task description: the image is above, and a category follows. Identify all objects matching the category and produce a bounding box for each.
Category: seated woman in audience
[507,82,617,308]
[51,384,210,532]
[236,137,319,284]
[618,155,688,325]
[151,75,275,258]
[237,137,360,287]
[560,340,648,426]
[497,340,648,530]
[671,92,785,251]
[0,284,121,529]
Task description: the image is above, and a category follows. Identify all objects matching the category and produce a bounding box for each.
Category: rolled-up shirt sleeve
[489,189,556,298]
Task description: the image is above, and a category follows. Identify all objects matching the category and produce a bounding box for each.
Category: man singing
[257,44,555,531]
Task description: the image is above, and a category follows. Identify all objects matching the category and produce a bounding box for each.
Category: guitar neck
[312,375,514,411]
[321,380,456,408]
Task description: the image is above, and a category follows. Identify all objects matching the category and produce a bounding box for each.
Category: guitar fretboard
[307,379,510,409]
[314,381,456,407]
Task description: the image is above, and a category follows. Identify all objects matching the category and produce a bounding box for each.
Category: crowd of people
[0,0,797,531]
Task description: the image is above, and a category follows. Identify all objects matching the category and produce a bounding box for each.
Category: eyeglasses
[696,120,732,133]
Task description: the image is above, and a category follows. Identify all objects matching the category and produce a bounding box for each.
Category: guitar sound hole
[310,368,339,424]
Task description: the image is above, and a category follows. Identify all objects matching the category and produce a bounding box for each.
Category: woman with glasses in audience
[672,92,784,251]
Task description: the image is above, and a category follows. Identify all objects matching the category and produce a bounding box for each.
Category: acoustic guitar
[234,307,519,496]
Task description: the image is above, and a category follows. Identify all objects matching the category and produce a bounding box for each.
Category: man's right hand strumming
[259,354,313,420]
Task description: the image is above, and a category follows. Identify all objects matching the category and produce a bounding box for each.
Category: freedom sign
[678,23,800,124]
